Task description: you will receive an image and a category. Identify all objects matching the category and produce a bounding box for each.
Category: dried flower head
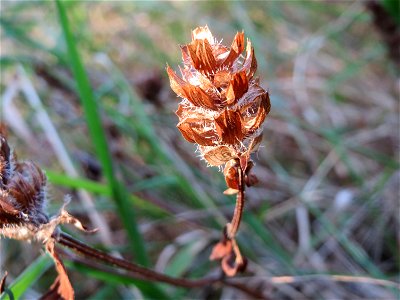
[0,134,92,299]
[0,137,50,241]
[167,25,270,169]
[167,26,270,277]
[0,135,90,241]
[0,136,49,239]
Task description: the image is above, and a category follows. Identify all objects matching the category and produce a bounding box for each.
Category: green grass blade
[164,242,200,277]
[0,254,53,300]
[55,0,148,266]
[46,170,111,196]
[46,170,169,218]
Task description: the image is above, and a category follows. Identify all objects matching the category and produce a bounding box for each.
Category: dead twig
[56,232,269,299]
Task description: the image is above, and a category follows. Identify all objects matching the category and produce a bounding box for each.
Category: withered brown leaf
[226,71,249,105]
[41,241,74,300]
[185,39,217,74]
[220,32,245,68]
[214,109,244,145]
[209,240,232,261]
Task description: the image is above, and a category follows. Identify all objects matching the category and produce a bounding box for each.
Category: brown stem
[227,162,245,239]
[231,238,244,266]
[56,232,269,299]
[57,232,215,288]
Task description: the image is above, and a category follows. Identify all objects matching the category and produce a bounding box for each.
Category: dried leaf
[210,237,248,277]
[220,32,245,68]
[43,241,74,300]
[40,276,63,300]
[175,104,185,120]
[226,71,248,105]
[182,85,217,110]
[191,25,214,45]
[234,84,266,110]
[185,39,216,74]
[243,92,270,135]
[221,253,247,277]
[234,39,257,79]
[180,67,214,92]
[166,66,187,98]
[221,253,239,277]
[177,122,217,146]
[209,240,232,261]
[202,145,236,166]
[215,109,244,145]
[56,208,97,234]
[213,70,231,89]
[223,188,239,195]
[167,67,217,110]
[224,160,239,190]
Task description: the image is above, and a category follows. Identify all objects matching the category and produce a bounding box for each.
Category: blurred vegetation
[0,1,399,299]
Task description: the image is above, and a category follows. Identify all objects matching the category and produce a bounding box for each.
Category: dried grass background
[1,1,399,299]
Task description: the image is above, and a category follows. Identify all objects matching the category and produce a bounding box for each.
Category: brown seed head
[0,134,92,299]
[167,25,270,167]
[0,135,48,238]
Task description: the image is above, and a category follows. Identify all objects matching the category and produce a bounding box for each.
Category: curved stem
[227,162,245,239]
[56,232,269,299]
[57,232,215,288]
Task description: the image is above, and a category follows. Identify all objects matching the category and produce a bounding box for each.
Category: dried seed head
[167,25,270,168]
[7,162,48,224]
[168,26,269,277]
[0,135,49,240]
[0,134,94,299]
[0,134,91,243]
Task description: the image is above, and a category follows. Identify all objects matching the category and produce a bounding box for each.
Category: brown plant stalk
[56,232,269,299]
[167,25,270,276]
[61,250,269,300]
[227,159,245,239]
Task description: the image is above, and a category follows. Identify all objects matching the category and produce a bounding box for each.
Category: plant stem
[227,162,245,239]
[58,232,216,288]
[56,232,269,299]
